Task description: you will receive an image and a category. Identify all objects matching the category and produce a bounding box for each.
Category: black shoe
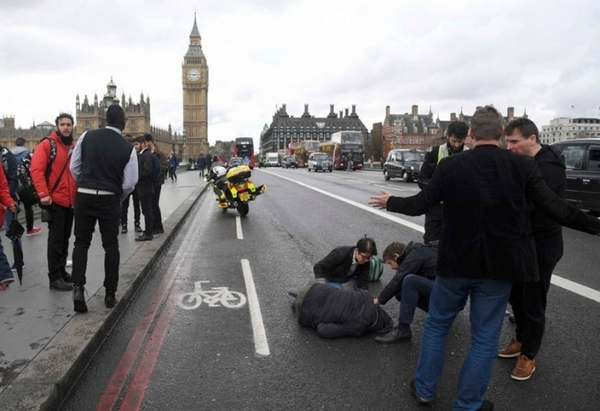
[50,279,73,291]
[73,285,88,313]
[152,227,164,235]
[375,327,412,343]
[478,400,494,411]
[135,233,153,241]
[134,224,142,233]
[62,272,73,283]
[121,224,127,234]
[105,290,117,308]
[410,379,433,405]
[287,287,299,298]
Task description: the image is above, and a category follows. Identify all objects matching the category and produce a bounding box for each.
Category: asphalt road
[58,168,600,411]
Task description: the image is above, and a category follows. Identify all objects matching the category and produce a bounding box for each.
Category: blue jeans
[414,276,511,411]
[326,275,358,290]
[397,274,433,326]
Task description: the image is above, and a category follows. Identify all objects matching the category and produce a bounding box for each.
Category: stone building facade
[540,117,600,144]
[260,104,368,154]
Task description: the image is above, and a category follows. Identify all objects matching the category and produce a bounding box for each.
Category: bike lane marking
[261,170,600,303]
[241,258,270,356]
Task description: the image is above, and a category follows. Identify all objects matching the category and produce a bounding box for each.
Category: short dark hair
[382,242,407,261]
[470,105,503,141]
[132,135,146,143]
[446,121,469,140]
[505,117,539,144]
[55,113,74,127]
[356,236,377,256]
[143,133,154,143]
[124,134,133,143]
[15,137,26,146]
[106,105,126,127]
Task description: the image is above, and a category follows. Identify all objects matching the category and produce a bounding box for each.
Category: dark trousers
[47,205,74,281]
[24,203,34,231]
[121,188,140,226]
[509,235,563,359]
[423,203,443,244]
[396,274,434,326]
[72,193,121,290]
[152,184,163,231]
[137,185,154,236]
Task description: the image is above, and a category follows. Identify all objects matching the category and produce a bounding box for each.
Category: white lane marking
[261,170,600,303]
[236,215,243,240]
[241,259,270,356]
[551,275,600,303]
[261,170,424,233]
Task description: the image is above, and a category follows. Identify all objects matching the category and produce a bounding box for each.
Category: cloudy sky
[1,0,599,146]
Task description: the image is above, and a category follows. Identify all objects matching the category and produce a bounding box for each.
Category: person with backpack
[144,134,167,235]
[11,138,41,236]
[132,135,154,242]
[30,113,77,292]
[70,105,138,313]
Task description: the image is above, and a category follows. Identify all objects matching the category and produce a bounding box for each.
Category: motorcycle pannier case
[226,165,251,184]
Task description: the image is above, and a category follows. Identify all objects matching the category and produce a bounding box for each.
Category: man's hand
[40,195,52,207]
[369,190,392,209]
[8,203,17,214]
[374,298,380,306]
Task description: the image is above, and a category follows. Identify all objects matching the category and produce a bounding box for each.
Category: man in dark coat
[499,118,567,381]
[369,105,600,411]
[313,236,377,291]
[374,241,438,343]
[290,281,392,339]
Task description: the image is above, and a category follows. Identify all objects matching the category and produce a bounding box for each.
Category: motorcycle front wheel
[237,202,249,216]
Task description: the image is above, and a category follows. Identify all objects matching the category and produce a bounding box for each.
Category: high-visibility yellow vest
[437,144,469,164]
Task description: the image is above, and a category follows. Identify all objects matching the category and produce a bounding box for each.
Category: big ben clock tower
[182,14,209,159]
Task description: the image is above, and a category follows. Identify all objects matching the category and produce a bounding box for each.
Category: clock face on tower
[187,68,201,82]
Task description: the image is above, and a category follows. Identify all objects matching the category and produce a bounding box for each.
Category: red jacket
[30,132,77,208]
[0,165,16,228]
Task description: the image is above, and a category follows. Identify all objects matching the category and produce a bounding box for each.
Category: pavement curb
[1,183,208,411]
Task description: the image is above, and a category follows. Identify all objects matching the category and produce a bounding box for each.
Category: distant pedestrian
[11,138,41,236]
[145,134,167,235]
[167,151,179,182]
[206,154,213,172]
[120,135,141,234]
[197,153,206,177]
[369,156,374,169]
[0,168,18,290]
[30,113,77,292]
[70,105,138,313]
[132,135,154,242]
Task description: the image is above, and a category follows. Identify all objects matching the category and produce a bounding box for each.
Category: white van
[265,153,280,167]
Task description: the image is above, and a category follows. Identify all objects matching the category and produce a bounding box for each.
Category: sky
[1,0,599,146]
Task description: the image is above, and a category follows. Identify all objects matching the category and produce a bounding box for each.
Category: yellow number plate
[239,192,250,201]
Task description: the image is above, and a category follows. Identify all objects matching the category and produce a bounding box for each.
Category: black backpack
[17,139,57,207]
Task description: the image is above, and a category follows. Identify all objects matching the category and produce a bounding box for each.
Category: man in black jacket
[498,118,566,381]
[289,280,392,339]
[133,136,154,242]
[313,236,377,291]
[374,241,437,343]
[417,121,469,244]
[369,105,600,411]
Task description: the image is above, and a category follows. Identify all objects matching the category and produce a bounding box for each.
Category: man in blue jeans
[374,241,437,343]
[369,105,600,411]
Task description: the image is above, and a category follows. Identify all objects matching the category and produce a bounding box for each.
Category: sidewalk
[0,170,208,411]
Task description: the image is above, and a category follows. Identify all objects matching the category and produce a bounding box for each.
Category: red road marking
[95,265,179,411]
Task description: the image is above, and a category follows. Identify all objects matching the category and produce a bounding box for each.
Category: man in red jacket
[0,169,18,291]
[30,113,77,291]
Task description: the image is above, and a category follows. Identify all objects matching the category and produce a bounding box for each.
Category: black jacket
[297,283,392,338]
[377,242,438,305]
[531,145,565,239]
[136,148,153,188]
[387,144,600,282]
[314,246,370,290]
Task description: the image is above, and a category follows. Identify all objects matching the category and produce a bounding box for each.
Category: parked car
[282,156,298,169]
[551,138,600,215]
[383,149,425,182]
[307,152,332,172]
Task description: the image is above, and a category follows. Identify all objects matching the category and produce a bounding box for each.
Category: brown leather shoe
[511,354,536,381]
[498,337,521,358]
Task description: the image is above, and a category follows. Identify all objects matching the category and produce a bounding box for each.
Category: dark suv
[551,138,600,215]
[282,156,298,169]
[383,149,425,182]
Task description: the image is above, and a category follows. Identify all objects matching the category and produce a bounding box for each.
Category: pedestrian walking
[70,105,138,313]
[167,151,179,182]
[369,105,600,411]
[30,113,77,291]
[197,153,206,177]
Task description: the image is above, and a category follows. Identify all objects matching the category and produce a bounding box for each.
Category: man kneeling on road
[288,280,393,339]
[374,241,437,343]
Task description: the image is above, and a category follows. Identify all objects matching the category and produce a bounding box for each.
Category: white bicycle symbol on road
[178,280,247,310]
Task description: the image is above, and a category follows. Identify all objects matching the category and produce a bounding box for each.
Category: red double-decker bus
[234,137,255,169]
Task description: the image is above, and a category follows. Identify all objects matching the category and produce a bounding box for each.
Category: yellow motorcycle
[205,165,266,216]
